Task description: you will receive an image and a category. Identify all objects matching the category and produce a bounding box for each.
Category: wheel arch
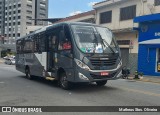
[57,67,66,80]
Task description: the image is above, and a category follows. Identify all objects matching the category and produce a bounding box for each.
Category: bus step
[45,77,55,81]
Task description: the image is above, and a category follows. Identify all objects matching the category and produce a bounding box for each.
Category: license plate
[101,72,109,76]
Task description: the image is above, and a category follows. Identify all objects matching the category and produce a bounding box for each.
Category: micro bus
[16,22,122,89]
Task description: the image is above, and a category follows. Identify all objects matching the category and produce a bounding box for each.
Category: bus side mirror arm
[38,50,42,54]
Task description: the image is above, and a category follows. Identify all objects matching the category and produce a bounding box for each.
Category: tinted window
[120,5,136,21]
[155,0,160,6]
[100,11,112,24]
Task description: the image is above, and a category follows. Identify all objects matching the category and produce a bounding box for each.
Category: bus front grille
[90,58,117,67]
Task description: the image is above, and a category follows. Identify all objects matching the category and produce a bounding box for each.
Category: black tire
[96,80,107,86]
[59,72,72,90]
[25,67,34,80]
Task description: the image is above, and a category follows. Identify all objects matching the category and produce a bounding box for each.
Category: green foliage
[1,50,15,57]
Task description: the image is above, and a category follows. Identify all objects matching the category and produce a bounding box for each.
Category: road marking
[0,82,5,84]
[121,87,160,97]
[136,80,160,85]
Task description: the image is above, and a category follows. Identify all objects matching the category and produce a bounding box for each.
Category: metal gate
[120,48,129,67]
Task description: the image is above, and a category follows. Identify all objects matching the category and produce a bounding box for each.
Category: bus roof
[16,22,104,41]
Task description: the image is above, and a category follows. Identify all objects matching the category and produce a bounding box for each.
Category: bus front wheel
[96,80,107,86]
[59,73,72,90]
[25,68,34,80]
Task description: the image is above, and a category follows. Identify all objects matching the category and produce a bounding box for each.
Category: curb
[126,77,160,84]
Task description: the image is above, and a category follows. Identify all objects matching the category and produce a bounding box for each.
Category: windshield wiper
[98,34,115,54]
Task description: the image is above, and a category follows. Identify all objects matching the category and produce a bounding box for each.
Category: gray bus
[16,22,122,89]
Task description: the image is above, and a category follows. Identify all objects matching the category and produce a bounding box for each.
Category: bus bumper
[74,66,123,83]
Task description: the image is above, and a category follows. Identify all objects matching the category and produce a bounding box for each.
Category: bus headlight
[74,59,90,71]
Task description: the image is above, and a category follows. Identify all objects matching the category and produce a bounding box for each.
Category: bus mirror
[38,50,42,54]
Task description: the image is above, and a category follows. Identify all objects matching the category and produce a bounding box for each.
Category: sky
[48,0,103,18]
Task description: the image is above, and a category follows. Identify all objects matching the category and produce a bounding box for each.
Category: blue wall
[138,45,160,76]
[139,21,160,42]
[135,15,160,76]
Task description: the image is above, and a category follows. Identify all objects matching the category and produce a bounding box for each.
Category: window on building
[155,0,160,6]
[17,33,20,37]
[157,49,160,72]
[100,11,112,24]
[27,10,32,14]
[26,22,32,25]
[120,5,136,21]
[117,40,130,45]
[27,4,32,9]
[18,4,21,7]
[26,16,32,19]
[40,2,46,7]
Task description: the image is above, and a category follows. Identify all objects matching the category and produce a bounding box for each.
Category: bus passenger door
[57,25,73,69]
[47,31,58,72]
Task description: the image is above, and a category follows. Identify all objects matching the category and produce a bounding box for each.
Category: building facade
[93,0,160,73]
[0,0,5,37]
[35,0,48,26]
[134,13,160,76]
[4,0,48,45]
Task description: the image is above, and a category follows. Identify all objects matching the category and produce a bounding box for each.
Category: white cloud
[69,11,82,16]
[88,2,97,7]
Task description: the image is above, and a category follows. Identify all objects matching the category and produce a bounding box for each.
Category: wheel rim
[60,75,68,88]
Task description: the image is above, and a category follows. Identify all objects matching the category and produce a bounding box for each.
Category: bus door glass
[57,25,73,68]
[47,28,59,71]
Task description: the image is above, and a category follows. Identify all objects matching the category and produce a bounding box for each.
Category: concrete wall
[93,0,160,74]
[94,0,160,30]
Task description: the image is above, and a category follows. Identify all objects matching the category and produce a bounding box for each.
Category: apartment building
[4,0,48,45]
[0,0,5,37]
[93,0,160,73]
[35,0,48,26]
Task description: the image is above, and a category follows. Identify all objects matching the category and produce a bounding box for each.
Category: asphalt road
[0,64,160,115]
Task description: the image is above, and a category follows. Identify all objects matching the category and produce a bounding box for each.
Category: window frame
[120,5,136,21]
[100,11,112,24]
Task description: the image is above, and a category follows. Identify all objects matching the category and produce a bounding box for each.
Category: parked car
[5,58,15,65]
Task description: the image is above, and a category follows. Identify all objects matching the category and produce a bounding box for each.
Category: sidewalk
[128,75,160,84]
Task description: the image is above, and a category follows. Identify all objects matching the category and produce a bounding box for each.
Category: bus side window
[58,25,72,51]
[49,35,57,50]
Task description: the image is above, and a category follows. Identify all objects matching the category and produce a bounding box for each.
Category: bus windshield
[71,25,119,54]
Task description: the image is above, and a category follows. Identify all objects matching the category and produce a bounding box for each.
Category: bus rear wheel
[25,68,34,80]
[96,80,107,86]
[59,73,72,90]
